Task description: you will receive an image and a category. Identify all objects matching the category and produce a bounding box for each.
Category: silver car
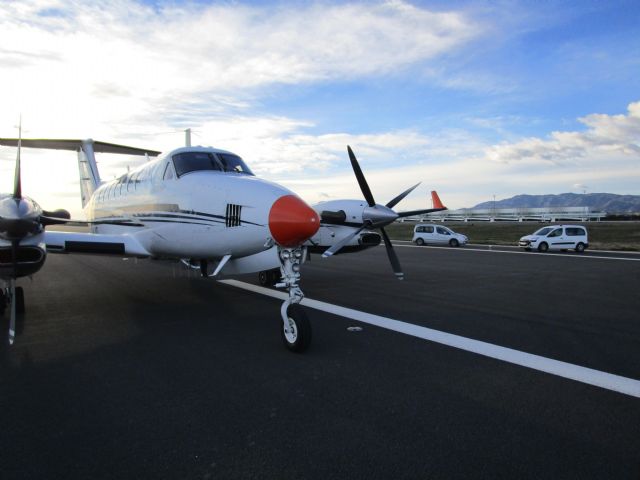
[412,224,468,247]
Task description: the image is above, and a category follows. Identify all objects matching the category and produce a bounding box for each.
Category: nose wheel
[276,246,312,352]
[281,304,312,352]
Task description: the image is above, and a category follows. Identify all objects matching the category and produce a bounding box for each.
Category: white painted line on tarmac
[220,279,640,399]
[390,243,640,262]
[394,240,640,255]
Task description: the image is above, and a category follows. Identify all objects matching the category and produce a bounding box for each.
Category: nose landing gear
[276,246,311,352]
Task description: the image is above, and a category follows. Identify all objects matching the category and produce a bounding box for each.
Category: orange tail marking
[431,190,445,209]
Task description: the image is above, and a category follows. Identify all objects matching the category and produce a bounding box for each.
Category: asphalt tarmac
[1,244,639,479]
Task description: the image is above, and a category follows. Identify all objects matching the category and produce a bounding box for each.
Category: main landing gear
[258,268,280,287]
[275,246,311,353]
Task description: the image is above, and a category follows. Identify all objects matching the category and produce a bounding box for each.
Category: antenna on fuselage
[185,128,192,147]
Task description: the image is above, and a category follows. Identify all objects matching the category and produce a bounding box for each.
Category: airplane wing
[0,138,161,156]
[44,231,150,257]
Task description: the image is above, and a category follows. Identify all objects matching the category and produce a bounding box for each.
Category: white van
[412,224,468,247]
[519,225,588,252]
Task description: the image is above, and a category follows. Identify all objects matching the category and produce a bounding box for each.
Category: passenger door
[416,225,436,244]
[546,227,567,250]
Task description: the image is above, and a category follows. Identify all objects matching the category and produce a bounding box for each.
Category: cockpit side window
[163,162,175,180]
[216,153,254,175]
[172,152,222,177]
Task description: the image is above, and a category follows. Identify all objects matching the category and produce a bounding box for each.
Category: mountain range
[473,193,640,213]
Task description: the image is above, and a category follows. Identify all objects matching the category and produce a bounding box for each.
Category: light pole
[492,194,496,222]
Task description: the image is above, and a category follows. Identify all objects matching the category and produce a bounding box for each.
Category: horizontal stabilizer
[396,191,447,218]
[0,138,161,156]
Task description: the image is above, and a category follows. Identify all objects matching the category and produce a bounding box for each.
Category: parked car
[518,225,588,252]
[412,224,468,247]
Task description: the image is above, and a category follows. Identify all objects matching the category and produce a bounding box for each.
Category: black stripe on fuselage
[93,214,263,227]
[92,210,264,227]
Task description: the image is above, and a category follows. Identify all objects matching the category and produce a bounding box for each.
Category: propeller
[6,124,24,344]
[1,122,72,344]
[322,146,447,280]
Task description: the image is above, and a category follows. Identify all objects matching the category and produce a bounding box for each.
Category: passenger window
[118,175,127,195]
[566,228,585,236]
[425,226,434,233]
[548,228,562,237]
[436,227,449,235]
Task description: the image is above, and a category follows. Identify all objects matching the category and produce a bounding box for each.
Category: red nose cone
[269,195,320,247]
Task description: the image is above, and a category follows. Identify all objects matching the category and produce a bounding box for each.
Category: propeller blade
[40,216,73,227]
[386,183,420,209]
[347,146,376,207]
[42,209,71,220]
[13,121,22,199]
[8,278,16,345]
[322,224,367,258]
[380,228,404,280]
[397,207,447,218]
[8,241,19,344]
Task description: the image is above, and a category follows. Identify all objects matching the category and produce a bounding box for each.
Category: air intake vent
[225,204,242,227]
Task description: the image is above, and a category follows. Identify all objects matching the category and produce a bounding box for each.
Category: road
[1,245,639,479]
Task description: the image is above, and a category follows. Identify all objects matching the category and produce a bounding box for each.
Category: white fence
[407,206,606,223]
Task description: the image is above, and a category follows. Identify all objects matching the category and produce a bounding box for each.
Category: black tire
[15,287,25,314]
[449,238,459,247]
[416,238,425,246]
[575,242,585,253]
[537,242,549,253]
[269,269,280,284]
[281,304,312,353]
[0,290,5,316]
[259,269,280,287]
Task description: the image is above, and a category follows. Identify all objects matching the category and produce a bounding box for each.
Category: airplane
[0,131,447,352]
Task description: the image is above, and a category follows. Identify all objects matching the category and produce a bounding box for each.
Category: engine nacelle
[314,199,369,226]
[0,244,47,278]
[307,224,381,255]
[307,200,383,254]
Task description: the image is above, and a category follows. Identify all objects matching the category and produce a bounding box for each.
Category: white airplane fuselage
[72,146,320,273]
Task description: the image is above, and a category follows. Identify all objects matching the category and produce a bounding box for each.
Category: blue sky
[1,0,639,216]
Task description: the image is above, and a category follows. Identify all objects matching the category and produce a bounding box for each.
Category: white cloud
[483,101,640,167]
[0,0,481,135]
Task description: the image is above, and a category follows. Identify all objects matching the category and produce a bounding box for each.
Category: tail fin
[431,190,445,210]
[0,138,161,208]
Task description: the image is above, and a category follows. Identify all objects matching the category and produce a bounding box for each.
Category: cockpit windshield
[172,151,254,177]
[217,153,253,175]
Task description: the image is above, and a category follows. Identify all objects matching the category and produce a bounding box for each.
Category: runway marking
[220,279,640,399]
[391,243,640,262]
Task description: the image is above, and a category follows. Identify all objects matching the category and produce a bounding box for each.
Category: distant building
[406,206,606,222]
